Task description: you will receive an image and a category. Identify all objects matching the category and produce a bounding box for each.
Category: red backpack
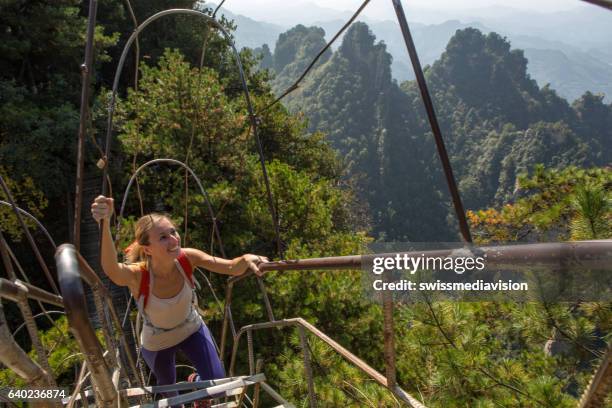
[138,250,195,308]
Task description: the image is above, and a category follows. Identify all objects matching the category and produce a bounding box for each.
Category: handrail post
[383,271,396,388]
[256,276,275,322]
[0,233,57,388]
[247,329,255,375]
[220,281,235,360]
[298,325,317,408]
[73,0,98,249]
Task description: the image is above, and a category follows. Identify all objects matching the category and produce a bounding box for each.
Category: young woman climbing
[91,195,268,405]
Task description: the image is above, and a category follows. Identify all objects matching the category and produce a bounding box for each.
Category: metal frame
[229,317,427,408]
[0,200,57,249]
[55,243,140,406]
[100,8,282,257]
[0,175,59,294]
[117,158,226,257]
[73,0,99,250]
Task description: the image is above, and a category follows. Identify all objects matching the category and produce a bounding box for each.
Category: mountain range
[202,1,612,102]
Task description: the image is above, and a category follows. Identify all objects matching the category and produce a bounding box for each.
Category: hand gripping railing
[55,244,142,407]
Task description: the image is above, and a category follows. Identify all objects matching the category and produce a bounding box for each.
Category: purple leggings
[141,323,225,399]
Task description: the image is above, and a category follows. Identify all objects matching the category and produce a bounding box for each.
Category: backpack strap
[176,250,195,288]
[138,252,194,310]
[138,263,150,309]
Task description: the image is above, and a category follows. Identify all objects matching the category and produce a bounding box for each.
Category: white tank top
[139,259,202,351]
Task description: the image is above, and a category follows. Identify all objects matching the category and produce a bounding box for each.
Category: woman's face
[142,218,181,261]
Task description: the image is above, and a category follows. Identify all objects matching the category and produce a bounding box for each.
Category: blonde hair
[125,213,176,264]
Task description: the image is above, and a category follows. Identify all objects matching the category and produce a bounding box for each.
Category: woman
[91,195,267,404]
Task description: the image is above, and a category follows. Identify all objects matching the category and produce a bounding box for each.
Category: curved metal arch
[117,158,226,258]
[0,200,57,249]
[12,310,66,337]
[101,8,282,257]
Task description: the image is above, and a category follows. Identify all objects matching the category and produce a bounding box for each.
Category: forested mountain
[1,2,610,407]
[268,23,611,241]
[229,7,612,102]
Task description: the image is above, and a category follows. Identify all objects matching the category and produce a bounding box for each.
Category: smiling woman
[90,195,267,404]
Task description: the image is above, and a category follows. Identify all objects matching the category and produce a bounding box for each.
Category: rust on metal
[298,325,317,408]
[383,271,397,388]
[0,303,57,406]
[0,278,63,307]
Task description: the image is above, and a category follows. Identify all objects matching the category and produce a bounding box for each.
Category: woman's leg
[179,323,225,381]
[141,346,179,399]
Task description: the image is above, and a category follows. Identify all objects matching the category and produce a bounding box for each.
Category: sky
[215,0,589,23]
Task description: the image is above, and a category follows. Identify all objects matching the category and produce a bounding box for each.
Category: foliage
[0,165,48,240]
[0,316,85,389]
[1,4,611,407]
[467,165,611,243]
[461,165,610,407]
[0,0,118,248]
[271,24,331,94]
[111,48,387,404]
[273,24,611,241]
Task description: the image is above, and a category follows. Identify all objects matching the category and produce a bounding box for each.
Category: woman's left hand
[242,254,269,276]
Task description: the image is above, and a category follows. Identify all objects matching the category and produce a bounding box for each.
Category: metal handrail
[225,240,612,407]
[0,304,59,408]
[0,278,63,307]
[55,243,125,407]
[249,240,612,274]
[229,318,427,408]
[74,251,143,388]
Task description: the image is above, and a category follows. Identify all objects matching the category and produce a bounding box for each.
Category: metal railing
[0,224,63,408]
[55,243,143,407]
[229,318,426,408]
[225,240,612,407]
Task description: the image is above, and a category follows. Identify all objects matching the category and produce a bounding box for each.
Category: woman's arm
[91,196,139,287]
[183,248,268,276]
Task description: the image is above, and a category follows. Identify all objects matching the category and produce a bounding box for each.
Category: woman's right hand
[91,195,114,223]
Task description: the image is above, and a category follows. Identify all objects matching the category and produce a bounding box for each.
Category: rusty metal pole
[220,281,235,359]
[391,0,472,243]
[0,303,57,408]
[256,276,275,322]
[298,325,317,408]
[382,271,396,388]
[0,235,57,388]
[73,0,99,250]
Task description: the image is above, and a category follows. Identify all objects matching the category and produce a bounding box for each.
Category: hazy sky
[218,0,588,23]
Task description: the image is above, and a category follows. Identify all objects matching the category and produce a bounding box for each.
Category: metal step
[133,374,265,408]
